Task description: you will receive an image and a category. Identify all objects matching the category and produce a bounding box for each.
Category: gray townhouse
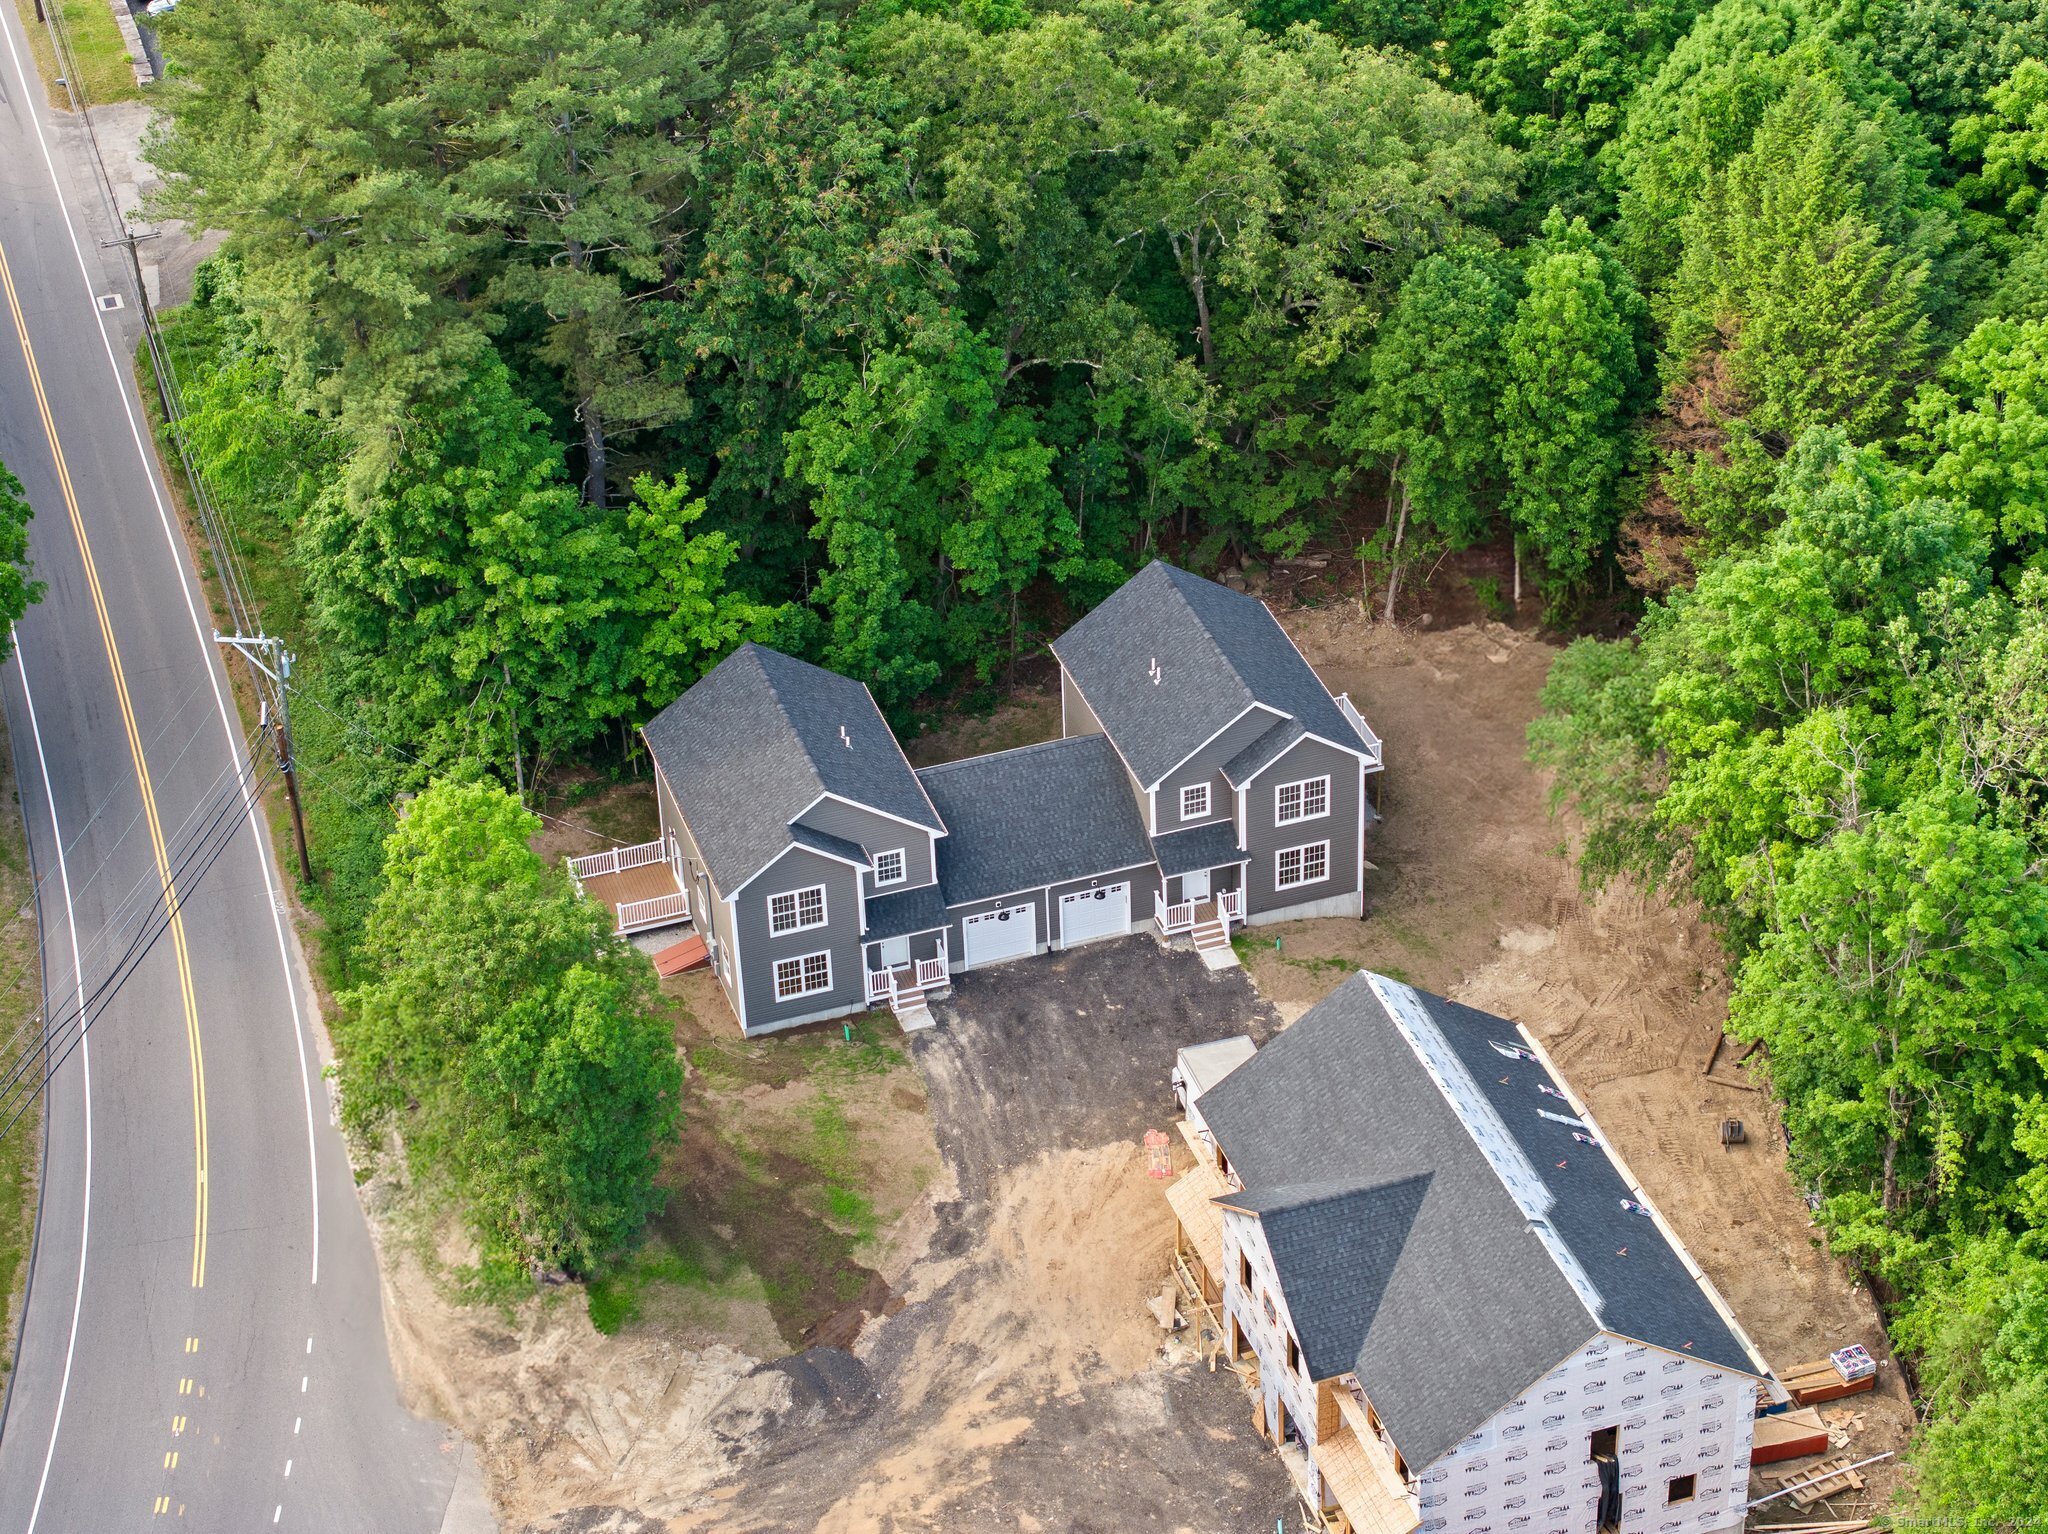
[569,560,1384,1035]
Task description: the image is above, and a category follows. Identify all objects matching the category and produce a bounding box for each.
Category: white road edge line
[15,631,93,1534]
[0,0,322,1286]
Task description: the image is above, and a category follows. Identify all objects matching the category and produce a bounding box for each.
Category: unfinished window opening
[1590,1425,1621,1533]
[1239,1250,1252,1290]
[1666,1474,1695,1505]
[1181,782,1211,820]
[768,883,827,935]
[1285,1332,1301,1375]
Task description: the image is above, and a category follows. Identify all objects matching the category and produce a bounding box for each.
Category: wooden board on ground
[1764,1454,1865,1508]
[653,934,709,976]
[1752,1406,1830,1464]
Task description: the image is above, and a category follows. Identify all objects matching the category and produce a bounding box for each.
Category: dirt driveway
[684,937,1295,1533]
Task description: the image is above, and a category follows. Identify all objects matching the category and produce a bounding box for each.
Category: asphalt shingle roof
[864,883,949,941]
[916,736,1156,906]
[1151,820,1248,877]
[1198,973,1755,1470]
[641,644,944,892]
[1051,562,1370,788]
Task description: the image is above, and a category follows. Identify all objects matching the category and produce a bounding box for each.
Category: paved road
[0,10,463,1530]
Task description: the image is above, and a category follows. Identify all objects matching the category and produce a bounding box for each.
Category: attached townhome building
[1167,972,1777,1534]
[568,560,1384,1034]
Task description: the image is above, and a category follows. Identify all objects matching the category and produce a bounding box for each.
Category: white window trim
[1275,840,1330,890]
[872,848,907,887]
[768,882,829,935]
[1180,782,1211,821]
[1275,775,1331,825]
[773,949,833,1001]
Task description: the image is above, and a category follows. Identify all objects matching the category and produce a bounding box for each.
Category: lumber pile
[1752,1406,1829,1464]
[1764,1455,1866,1508]
[1781,1352,1878,1406]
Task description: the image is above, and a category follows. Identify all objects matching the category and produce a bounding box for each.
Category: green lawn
[10,0,142,109]
[0,724,43,1378]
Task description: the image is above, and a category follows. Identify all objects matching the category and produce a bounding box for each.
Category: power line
[0,744,280,1141]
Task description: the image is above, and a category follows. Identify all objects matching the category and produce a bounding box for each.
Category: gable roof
[1198,972,1756,1470]
[917,735,1155,906]
[1051,561,1370,788]
[641,644,945,892]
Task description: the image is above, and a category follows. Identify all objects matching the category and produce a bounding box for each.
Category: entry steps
[892,993,939,1032]
[1191,918,1240,970]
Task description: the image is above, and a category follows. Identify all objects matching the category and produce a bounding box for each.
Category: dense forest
[145,0,2048,1513]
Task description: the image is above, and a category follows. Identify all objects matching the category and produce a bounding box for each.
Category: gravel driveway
[704,936,1299,1533]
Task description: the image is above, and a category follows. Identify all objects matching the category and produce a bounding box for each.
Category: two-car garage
[957,881,1134,970]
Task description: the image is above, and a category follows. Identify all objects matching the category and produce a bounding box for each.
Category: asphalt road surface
[0,10,463,1530]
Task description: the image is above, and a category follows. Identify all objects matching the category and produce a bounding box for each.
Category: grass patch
[10,0,142,109]
[0,727,42,1376]
[592,1015,934,1344]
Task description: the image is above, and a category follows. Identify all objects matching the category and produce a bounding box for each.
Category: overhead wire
[0,741,281,1141]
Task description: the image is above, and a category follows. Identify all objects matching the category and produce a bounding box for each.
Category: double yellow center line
[0,236,210,1287]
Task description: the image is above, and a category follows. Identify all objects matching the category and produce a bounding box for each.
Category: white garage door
[962,904,1037,967]
[1059,883,1130,947]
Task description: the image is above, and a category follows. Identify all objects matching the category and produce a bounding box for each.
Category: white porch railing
[867,939,951,1006]
[1335,692,1383,769]
[617,891,690,933]
[1156,893,1196,934]
[567,838,668,885]
[1157,889,1244,936]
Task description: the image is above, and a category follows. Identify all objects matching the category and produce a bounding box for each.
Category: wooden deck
[579,860,681,910]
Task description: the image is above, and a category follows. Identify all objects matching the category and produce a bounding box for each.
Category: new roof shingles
[1198,973,1754,1470]
[641,644,944,892]
[917,735,1155,906]
[1052,561,1370,788]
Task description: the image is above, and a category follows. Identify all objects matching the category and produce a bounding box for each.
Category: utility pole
[214,632,313,883]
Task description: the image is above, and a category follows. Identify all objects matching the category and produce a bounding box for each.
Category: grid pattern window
[768,883,828,935]
[872,849,906,887]
[1180,782,1211,820]
[773,950,832,1001]
[1275,841,1329,890]
[1275,775,1330,825]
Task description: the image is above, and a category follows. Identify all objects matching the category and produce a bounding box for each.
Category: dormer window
[873,848,906,887]
[1180,783,1211,820]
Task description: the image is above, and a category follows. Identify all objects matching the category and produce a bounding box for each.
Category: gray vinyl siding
[1154,706,1285,834]
[1061,666,1104,737]
[793,796,937,896]
[1243,737,1360,918]
[863,929,946,971]
[941,888,1050,970]
[657,769,742,1008]
[734,847,866,1032]
[1047,861,1159,944]
[1166,864,1243,907]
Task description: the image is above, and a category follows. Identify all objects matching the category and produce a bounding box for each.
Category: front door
[878,935,911,969]
[1182,868,1211,902]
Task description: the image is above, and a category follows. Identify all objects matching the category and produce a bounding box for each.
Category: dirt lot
[377,604,1915,1530]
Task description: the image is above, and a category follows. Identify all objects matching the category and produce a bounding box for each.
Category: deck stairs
[1191,916,1239,971]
